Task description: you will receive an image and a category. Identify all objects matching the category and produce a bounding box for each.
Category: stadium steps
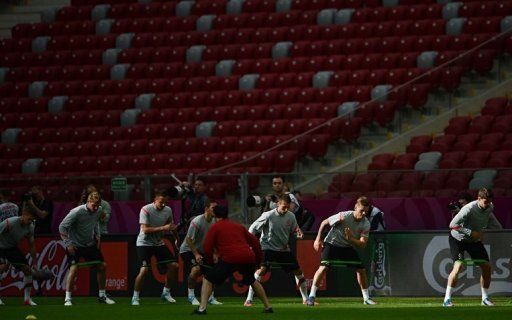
[290,55,512,197]
[249,57,512,197]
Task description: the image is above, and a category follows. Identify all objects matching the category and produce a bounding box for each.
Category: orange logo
[101,242,128,291]
[296,240,324,290]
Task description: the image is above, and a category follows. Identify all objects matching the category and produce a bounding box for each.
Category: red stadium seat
[368,153,395,171]
[429,134,456,153]
[439,151,466,169]
[462,151,490,169]
[388,153,416,170]
[406,135,432,154]
[445,116,472,135]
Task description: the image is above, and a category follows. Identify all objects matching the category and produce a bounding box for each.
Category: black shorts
[0,247,28,269]
[262,250,300,272]
[203,260,257,286]
[137,245,175,268]
[180,251,203,272]
[320,243,364,269]
[449,235,490,262]
[67,246,104,266]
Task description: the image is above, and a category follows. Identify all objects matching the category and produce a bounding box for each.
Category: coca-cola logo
[422,236,511,295]
[1,239,89,295]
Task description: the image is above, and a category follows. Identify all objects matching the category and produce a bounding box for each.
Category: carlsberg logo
[422,236,511,295]
[373,242,386,289]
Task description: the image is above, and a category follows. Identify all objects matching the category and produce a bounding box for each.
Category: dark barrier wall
[1,231,511,297]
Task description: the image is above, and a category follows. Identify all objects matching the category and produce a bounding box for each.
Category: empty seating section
[325,97,512,198]
[1,0,512,199]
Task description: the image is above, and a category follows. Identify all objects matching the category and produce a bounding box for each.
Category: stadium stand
[1,0,512,201]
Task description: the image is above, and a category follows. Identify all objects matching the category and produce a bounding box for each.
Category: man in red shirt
[193,205,273,315]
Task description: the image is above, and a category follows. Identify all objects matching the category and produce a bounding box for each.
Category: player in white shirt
[131,192,179,306]
[307,196,376,306]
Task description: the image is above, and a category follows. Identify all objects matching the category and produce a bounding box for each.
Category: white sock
[133,291,140,299]
[23,276,32,301]
[210,292,216,300]
[361,289,369,301]
[295,275,308,301]
[188,288,195,297]
[444,286,453,301]
[24,287,31,301]
[246,285,255,301]
[163,287,170,295]
[65,291,72,301]
[246,273,260,301]
[198,306,206,312]
[481,287,489,300]
[99,289,106,297]
[309,285,318,298]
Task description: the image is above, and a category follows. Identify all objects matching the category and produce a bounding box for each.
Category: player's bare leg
[134,267,147,292]
[188,265,201,288]
[356,268,375,305]
[306,265,327,306]
[161,262,178,303]
[64,265,78,306]
[251,280,273,312]
[443,261,464,307]
[97,262,107,290]
[480,262,491,290]
[187,265,201,304]
[0,263,9,305]
[480,262,494,306]
[20,265,35,306]
[447,261,464,287]
[244,265,267,306]
[292,268,308,303]
[197,278,214,313]
[97,262,115,304]
[132,266,147,305]
[165,262,178,290]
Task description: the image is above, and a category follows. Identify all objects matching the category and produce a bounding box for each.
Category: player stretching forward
[0,190,21,305]
[244,194,308,306]
[443,188,502,307]
[179,199,221,305]
[0,209,37,305]
[306,196,376,306]
[193,205,272,315]
[132,192,179,305]
[59,192,115,306]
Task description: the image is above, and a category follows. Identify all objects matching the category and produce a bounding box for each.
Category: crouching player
[132,192,179,305]
[179,199,221,305]
[193,205,272,315]
[59,192,115,306]
[307,196,376,306]
[443,188,502,307]
[244,194,308,306]
[0,209,37,305]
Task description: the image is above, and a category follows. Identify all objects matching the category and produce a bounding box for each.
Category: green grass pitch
[1,297,511,320]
